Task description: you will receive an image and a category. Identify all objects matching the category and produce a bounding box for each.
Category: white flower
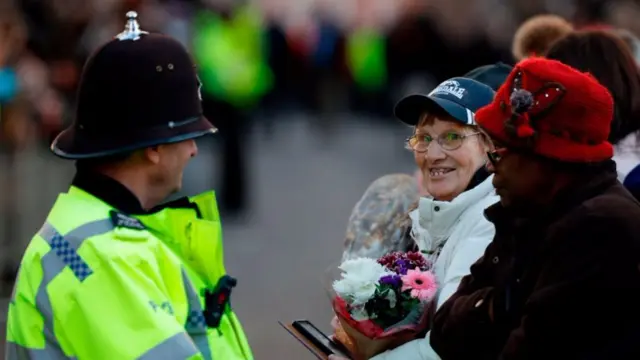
[350,305,371,321]
[333,257,393,306]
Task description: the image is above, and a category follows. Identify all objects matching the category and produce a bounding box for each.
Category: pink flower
[401,268,437,301]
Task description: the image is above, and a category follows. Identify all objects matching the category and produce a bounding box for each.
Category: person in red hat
[429,57,640,359]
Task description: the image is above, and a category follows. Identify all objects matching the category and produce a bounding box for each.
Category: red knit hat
[476,57,614,163]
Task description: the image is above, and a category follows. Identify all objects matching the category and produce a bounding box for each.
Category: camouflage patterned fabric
[342,174,420,261]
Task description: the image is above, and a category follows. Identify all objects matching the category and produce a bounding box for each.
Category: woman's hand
[331,316,340,333]
[329,317,353,359]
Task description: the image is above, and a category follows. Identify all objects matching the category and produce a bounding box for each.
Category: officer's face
[153,139,198,194]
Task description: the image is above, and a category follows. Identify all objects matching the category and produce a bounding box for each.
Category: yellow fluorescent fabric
[6,187,252,360]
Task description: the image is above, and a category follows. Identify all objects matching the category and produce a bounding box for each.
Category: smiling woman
[408,113,490,201]
[352,77,501,360]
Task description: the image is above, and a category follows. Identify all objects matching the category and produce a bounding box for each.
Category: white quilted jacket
[371,175,499,360]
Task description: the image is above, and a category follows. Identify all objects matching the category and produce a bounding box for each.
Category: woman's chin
[425,186,455,201]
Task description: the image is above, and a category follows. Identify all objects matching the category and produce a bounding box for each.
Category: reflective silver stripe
[32,219,114,358]
[182,268,213,360]
[5,341,77,360]
[36,252,67,357]
[56,219,115,248]
[137,332,200,360]
[38,219,114,281]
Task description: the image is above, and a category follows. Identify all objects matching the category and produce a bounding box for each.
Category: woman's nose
[425,142,446,160]
[190,140,198,158]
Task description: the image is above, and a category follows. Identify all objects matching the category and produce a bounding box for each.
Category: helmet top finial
[115,11,149,41]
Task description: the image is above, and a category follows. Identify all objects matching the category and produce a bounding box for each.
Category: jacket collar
[71,169,217,218]
[136,192,222,288]
[71,169,146,214]
[410,172,496,248]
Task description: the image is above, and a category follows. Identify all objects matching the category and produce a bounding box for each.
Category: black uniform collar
[71,168,146,214]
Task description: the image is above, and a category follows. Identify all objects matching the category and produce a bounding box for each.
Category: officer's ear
[144,146,162,165]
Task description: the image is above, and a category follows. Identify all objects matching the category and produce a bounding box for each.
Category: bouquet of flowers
[327,251,438,359]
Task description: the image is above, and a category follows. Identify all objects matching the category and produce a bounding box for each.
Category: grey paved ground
[0,113,415,359]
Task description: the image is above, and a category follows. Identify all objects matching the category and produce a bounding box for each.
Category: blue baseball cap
[394,77,495,126]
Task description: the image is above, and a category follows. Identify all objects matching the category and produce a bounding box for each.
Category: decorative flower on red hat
[503,70,567,141]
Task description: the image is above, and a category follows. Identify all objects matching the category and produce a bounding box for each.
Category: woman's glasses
[406,132,480,152]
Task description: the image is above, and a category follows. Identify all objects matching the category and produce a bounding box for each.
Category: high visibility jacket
[192,6,273,108]
[346,29,387,92]
[5,186,253,359]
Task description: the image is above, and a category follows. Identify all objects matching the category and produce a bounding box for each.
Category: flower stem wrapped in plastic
[324,251,437,359]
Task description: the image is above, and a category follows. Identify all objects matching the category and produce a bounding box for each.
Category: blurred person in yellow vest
[343,0,389,116]
[5,11,253,360]
[346,28,387,94]
[193,0,273,216]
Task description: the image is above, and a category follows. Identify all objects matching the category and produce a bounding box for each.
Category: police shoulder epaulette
[109,210,146,230]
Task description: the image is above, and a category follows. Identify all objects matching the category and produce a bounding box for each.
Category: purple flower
[379,274,402,288]
[395,259,409,275]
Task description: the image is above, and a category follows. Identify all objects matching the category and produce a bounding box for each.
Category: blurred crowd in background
[1,0,640,287]
[3,0,640,354]
[3,0,640,154]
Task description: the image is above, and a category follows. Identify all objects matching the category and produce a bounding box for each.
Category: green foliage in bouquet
[364,280,421,329]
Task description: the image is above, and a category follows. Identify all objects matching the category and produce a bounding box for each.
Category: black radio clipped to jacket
[203,275,237,328]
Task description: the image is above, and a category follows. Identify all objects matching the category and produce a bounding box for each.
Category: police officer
[5,12,253,360]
